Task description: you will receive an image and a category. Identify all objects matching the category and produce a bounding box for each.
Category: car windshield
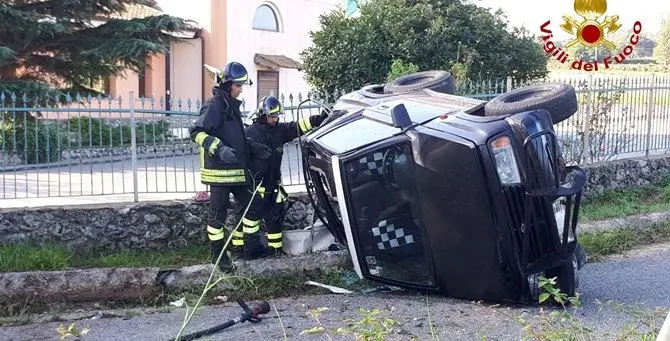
[316,117,401,154]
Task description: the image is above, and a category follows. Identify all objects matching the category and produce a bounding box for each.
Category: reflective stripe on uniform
[267,232,282,248]
[201,174,246,184]
[201,168,245,176]
[207,225,224,241]
[232,230,244,245]
[194,132,221,155]
[298,118,313,133]
[208,139,220,155]
[242,217,260,234]
[194,132,208,145]
[201,168,246,183]
[258,186,266,198]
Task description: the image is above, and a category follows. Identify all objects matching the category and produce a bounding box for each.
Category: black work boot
[210,241,234,273]
[243,232,274,260]
[228,246,244,259]
[271,247,286,257]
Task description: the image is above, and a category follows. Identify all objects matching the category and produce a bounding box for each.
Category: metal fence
[542,74,670,164]
[2,73,670,202]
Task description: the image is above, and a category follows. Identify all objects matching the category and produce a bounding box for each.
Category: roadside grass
[618,89,670,106]
[2,220,669,274]
[580,176,670,222]
[0,242,209,272]
[579,222,670,261]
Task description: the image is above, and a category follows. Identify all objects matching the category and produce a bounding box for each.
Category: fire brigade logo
[539,0,643,71]
[560,0,621,50]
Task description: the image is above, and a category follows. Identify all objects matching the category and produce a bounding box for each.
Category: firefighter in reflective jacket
[189,61,273,272]
[236,95,329,255]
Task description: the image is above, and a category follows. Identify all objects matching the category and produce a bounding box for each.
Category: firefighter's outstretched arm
[280,109,329,143]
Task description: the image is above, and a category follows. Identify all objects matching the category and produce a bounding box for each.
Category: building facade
[109,0,347,113]
[226,0,342,111]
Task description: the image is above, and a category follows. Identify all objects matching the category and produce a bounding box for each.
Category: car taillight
[490,136,521,186]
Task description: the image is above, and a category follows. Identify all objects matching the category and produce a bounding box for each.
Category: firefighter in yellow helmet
[229,95,328,255]
[189,62,273,272]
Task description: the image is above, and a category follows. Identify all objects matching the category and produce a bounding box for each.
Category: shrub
[0,112,65,164]
[0,114,174,165]
[67,117,173,147]
[386,59,420,82]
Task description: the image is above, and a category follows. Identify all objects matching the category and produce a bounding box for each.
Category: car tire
[484,83,578,124]
[384,70,455,95]
[544,253,578,306]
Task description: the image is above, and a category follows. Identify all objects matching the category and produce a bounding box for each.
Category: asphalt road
[2,243,669,341]
[0,141,306,201]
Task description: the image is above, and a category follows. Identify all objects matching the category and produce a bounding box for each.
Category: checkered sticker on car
[359,152,385,174]
[372,219,415,250]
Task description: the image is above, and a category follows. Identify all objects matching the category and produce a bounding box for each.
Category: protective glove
[215,144,239,164]
[248,139,271,160]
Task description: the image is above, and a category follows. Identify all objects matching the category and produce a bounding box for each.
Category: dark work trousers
[206,184,266,257]
[235,185,288,251]
[263,189,288,250]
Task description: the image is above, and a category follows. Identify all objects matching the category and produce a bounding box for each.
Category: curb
[0,250,351,308]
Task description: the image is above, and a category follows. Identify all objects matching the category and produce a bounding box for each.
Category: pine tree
[0,0,194,97]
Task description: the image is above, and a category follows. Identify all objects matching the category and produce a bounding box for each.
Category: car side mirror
[391,104,412,129]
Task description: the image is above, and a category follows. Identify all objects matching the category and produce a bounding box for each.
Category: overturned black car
[298,71,588,304]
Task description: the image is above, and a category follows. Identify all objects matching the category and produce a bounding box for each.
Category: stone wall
[582,154,670,199]
[0,193,315,256]
[2,154,670,254]
[60,143,198,161]
[0,151,22,166]
[1,143,198,169]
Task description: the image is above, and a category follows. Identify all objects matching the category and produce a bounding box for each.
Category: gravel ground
[1,243,669,341]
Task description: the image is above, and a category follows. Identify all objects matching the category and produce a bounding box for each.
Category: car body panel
[300,85,586,304]
[410,126,522,301]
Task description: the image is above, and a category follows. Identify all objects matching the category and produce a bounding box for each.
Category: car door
[331,135,437,290]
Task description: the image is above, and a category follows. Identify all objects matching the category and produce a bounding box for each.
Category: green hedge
[0,112,64,164]
[0,114,173,165]
[67,117,172,147]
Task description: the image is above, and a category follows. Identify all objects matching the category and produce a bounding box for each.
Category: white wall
[226,0,343,113]
[170,39,203,109]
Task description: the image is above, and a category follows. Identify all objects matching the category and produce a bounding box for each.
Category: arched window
[252,4,279,31]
